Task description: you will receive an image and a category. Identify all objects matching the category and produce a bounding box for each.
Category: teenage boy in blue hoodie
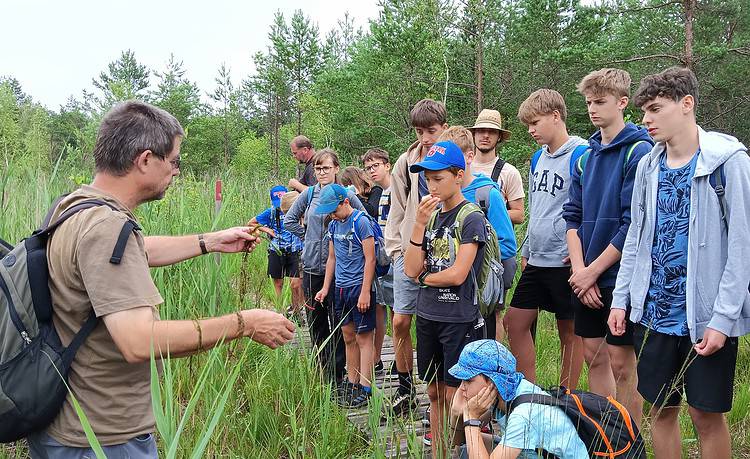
[562,68,653,427]
[609,67,750,459]
[314,184,377,409]
[404,141,487,458]
[505,89,585,389]
[438,127,516,341]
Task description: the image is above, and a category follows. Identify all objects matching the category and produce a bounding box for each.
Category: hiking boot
[348,390,371,409]
[388,389,418,417]
[337,381,363,407]
[374,360,384,375]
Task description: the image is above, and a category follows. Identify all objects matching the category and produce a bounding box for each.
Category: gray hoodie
[521,136,588,267]
[612,127,750,343]
[284,184,364,276]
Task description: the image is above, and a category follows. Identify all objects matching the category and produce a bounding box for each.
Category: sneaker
[348,390,371,409]
[422,432,432,446]
[388,390,418,417]
[374,360,384,375]
[389,360,399,375]
[421,406,431,427]
[480,423,492,435]
[337,382,363,407]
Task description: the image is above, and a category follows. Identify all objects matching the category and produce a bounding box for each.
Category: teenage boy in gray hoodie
[505,89,586,390]
[609,67,750,459]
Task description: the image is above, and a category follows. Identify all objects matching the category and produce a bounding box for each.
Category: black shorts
[511,265,575,320]
[633,324,739,412]
[572,286,633,346]
[416,316,480,387]
[267,250,300,279]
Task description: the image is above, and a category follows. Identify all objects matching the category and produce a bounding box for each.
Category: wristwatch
[463,419,482,428]
[418,270,429,287]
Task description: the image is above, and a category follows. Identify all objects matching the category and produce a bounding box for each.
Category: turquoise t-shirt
[494,380,588,459]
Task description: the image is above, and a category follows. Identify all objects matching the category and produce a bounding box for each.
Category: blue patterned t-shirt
[641,152,699,335]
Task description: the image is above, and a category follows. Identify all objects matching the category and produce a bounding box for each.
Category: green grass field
[1,169,749,458]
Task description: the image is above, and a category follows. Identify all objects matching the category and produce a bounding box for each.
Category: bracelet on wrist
[409,238,423,248]
[463,419,482,428]
[198,234,209,254]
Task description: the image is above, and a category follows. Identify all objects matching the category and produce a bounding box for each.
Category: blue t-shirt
[327,210,374,288]
[255,207,303,252]
[418,171,429,200]
[494,380,588,458]
[641,152,699,336]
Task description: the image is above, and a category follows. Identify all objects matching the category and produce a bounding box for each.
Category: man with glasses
[288,135,318,193]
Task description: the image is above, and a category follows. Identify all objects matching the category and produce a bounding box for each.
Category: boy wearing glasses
[363,148,393,374]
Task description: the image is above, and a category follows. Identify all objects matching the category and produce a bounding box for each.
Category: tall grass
[1,168,749,458]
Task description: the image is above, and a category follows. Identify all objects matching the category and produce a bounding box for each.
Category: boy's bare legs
[342,323,360,384]
[583,337,616,397]
[290,276,304,310]
[272,278,284,297]
[374,304,386,366]
[504,308,539,382]
[689,406,731,459]
[393,313,414,374]
[608,344,642,427]
[650,406,681,459]
[427,382,456,458]
[356,330,375,388]
[557,319,583,389]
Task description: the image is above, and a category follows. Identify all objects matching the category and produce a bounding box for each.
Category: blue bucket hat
[448,339,524,402]
[409,141,466,173]
[315,184,349,215]
[270,185,287,208]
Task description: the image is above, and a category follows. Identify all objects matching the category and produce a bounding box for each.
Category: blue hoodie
[463,174,517,260]
[562,122,653,287]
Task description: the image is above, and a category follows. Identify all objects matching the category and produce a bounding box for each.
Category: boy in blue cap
[449,339,588,458]
[248,185,304,308]
[404,141,487,457]
[314,183,377,408]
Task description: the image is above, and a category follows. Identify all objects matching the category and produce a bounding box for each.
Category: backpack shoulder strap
[507,393,564,416]
[42,193,71,229]
[109,220,141,264]
[350,210,366,244]
[530,149,544,175]
[623,140,648,175]
[474,184,494,214]
[710,164,728,228]
[491,158,506,182]
[306,186,315,207]
[569,145,590,177]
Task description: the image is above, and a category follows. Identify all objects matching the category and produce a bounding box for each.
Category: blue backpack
[530,144,590,177]
[349,210,391,277]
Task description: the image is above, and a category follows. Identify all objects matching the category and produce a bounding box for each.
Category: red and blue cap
[409,141,466,173]
[270,185,287,208]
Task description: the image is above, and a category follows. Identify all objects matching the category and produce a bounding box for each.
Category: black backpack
[0,198,138,442]
[507,386,646,459]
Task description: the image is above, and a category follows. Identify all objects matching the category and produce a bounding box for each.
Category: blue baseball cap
[270,185,287,208]
[409,141,466,173]
[448,339,524,402]
[315,184,349,215]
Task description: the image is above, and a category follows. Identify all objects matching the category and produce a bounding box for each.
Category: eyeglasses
[364,162,384,173]
[314,166,334,174]
[168,156,181,169]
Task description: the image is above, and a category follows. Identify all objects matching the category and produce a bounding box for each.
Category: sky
[0,0,381,110]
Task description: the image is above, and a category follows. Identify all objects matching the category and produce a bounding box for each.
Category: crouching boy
[315,184,377,408]
[404,141,486,457]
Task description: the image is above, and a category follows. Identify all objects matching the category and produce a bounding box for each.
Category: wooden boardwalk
[294,325,432,458]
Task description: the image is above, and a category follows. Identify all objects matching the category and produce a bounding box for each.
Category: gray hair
[93,100,184,176]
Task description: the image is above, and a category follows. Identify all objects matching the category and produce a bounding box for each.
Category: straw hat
[469,109,512,141]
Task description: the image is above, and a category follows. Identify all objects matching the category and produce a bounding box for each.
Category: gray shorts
[28,431,157,459]
[375,265,394,306]
[502,257,518,290]
[392,255,419,315]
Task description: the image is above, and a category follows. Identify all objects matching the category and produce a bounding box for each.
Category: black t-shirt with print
[417,201,486,323]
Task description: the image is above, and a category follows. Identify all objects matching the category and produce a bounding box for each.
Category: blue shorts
[334,284,376,333]
[27,431,157,459]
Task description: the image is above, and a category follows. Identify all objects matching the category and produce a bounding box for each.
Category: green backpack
[427,202,504,317]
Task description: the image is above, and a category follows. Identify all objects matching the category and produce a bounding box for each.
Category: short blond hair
[518,89,568,125]
[577,68,631,98]
[437,125,474,154]
[280,191,299,213]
